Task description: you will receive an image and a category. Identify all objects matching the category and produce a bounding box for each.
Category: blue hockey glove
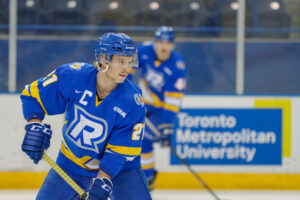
[22,122,52,164]
[157,124,174,147]
[87,177,113,200]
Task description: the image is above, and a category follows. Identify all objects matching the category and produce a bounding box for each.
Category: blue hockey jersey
[138,41,186,125]
[20,63,146,177]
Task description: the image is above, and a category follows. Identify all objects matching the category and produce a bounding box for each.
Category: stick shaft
[42,152,87,199]
[169,146,221,200]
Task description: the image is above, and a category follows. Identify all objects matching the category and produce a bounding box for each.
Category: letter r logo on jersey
[71,115,103,146]
[66,105,108,153]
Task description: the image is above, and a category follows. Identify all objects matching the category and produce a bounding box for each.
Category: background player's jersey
[20,63,146,177]
[138,41,186,125]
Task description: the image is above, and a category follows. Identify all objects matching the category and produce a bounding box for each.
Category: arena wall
[1,94,299,189]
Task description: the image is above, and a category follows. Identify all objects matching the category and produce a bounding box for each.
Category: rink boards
[0,94,300,189]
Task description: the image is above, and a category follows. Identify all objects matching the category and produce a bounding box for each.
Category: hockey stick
[145,118,221,200]
[42,152,88,200]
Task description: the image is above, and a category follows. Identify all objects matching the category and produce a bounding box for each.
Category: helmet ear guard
[96,54,111,72]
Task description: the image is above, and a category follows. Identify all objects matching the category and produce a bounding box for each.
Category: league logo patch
[134,94,145,107]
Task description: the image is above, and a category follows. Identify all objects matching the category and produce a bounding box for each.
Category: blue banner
[171,109,282,165]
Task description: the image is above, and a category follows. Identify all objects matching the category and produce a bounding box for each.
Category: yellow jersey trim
[141,151,153,159]
[164,103,180,112]
[141,162,155,170]
[29,80,48,115]
[140,79,164,108]
[21,88,30,96]
[106,143,141,156]
[96,96,103,107]
[141,79,180,112]
[60,142,94,170]
[154,60,161,67]
[164,92,184,98]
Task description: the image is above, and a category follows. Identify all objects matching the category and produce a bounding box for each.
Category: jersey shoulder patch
[118,80,145,109]
[134,93,145,107]
[56,62,96,86]
[69,62,85,70]
[59,62,93,73]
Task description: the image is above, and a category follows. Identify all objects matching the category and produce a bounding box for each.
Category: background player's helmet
[95,32,138,70]
[154,26,175,42]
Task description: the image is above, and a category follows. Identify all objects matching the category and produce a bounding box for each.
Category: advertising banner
[171,108,282,165]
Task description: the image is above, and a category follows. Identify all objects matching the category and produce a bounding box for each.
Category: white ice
[0,190,300,200]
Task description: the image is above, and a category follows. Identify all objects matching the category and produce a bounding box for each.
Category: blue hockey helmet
[154,26,175,42]
[95,32,137,67]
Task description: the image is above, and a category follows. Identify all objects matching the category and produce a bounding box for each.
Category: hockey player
[20,33,152,200]
[137,26,187,189]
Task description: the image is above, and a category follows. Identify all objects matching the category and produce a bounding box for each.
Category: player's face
[154,40,174,61]
[107,55,133,83]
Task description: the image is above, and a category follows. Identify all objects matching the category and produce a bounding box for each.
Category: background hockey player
[134,26,187,190]
[20,32,152,200]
